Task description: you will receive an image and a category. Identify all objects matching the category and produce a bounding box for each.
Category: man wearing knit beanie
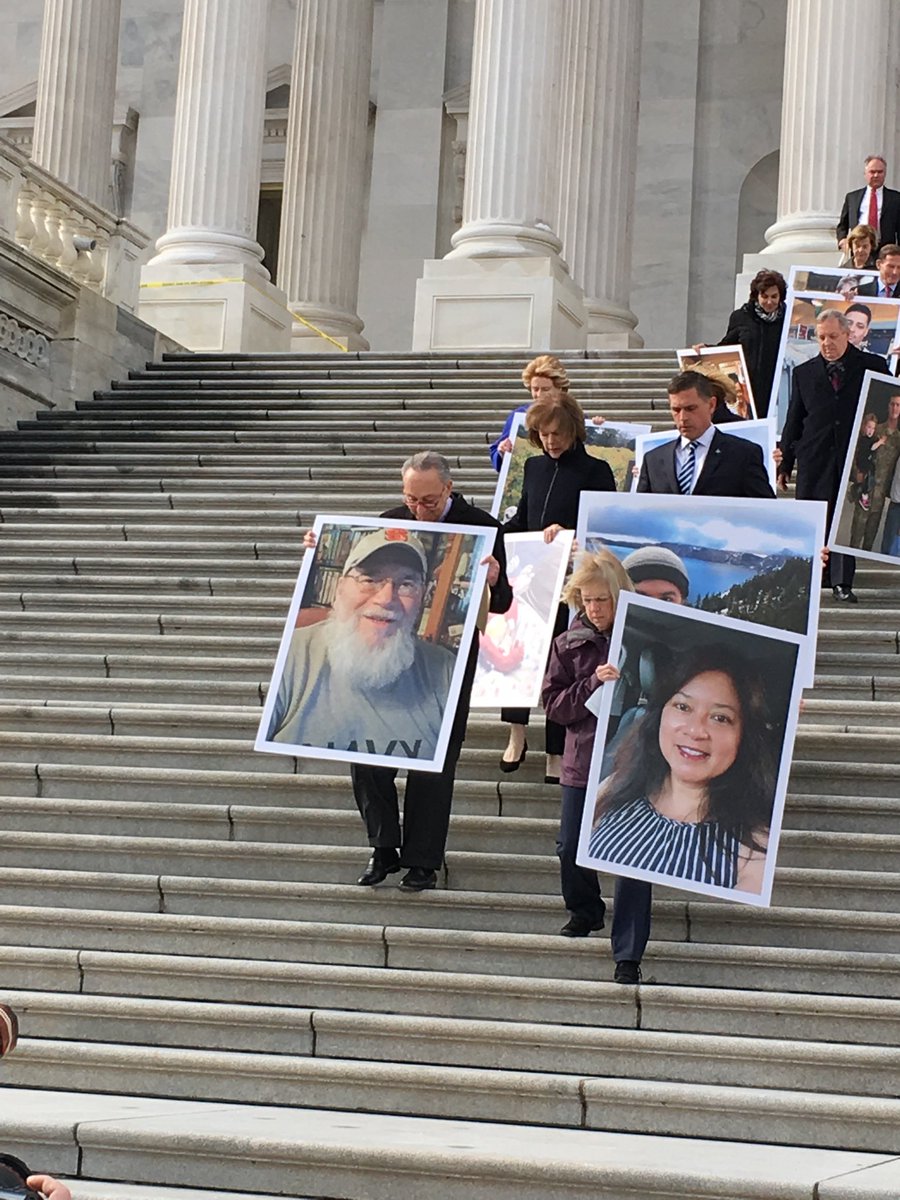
[621,546,689,605]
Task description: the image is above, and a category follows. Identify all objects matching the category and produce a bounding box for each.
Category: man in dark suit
[350,450,512,892]
[637,370,774,498]
[778,310,887,602]
[855,244,900,298]
[837,156,900,252]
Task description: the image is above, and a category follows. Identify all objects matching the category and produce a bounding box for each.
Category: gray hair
[401,451,452,482]
[816,309,850,331]
[864,154,887,168]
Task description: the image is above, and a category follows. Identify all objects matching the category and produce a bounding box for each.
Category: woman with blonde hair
[541,551,630,936]
[489,354,570,469]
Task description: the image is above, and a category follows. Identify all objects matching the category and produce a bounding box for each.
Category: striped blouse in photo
[588,795,743,888]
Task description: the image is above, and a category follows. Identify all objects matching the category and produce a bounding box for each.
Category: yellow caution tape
[138,275,349,351]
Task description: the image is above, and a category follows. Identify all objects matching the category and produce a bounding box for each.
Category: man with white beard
[268,527,454,757]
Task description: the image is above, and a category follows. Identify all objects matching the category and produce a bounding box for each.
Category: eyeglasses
[346,569,423,598]
[402,492,445,509]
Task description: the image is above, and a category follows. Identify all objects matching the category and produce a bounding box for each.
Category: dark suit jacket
[636,429,775,498]
[780,345,887,502]
[837,186,900,249]
[855,277,899,298]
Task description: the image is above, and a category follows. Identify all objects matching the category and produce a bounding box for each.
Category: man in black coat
[837,156,900,252]
[637,370,774,498]
[350,450,512,892]
[855,244,900,299]
[778,310,887,602]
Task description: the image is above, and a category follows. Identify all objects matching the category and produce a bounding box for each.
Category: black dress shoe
[499,739,528,773]
[357,848,401,886]
[832,585,859,604]
[613,960,642,985]
[560,914,605,937]
[398,866,437,892]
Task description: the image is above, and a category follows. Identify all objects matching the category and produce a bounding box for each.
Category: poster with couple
[575,491,826,685]
[255,515,495,772]
[768,289,900,432]
[576,593,804,908]
[829,369,900,565]
[491,410,651,521]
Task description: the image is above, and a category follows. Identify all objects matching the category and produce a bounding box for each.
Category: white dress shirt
[857,186,883,231]
[674,425,716,493]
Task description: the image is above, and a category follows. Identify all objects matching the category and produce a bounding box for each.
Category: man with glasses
[268,526,454,755]
[351,450,512,891]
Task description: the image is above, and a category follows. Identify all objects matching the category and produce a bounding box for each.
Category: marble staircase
[0,351,899,1199]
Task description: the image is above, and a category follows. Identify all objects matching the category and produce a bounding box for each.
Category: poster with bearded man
[256,516,496,772]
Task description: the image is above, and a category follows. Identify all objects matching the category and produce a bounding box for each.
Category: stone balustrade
[0,135,149,312]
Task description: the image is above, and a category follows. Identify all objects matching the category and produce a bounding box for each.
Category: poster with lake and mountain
[575,493,827,685]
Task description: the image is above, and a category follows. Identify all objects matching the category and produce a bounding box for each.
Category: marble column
[278,0,374,351]
[31,0,122,210]
[557,0,643,348]
[140,0,290,352]
[762,0,891,255]
[412,0,586,351]
[447,0,561,260]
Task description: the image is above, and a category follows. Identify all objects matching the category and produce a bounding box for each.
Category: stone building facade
[2,0,900,353]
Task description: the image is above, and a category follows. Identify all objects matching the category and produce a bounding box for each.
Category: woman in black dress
[499,391,615,782]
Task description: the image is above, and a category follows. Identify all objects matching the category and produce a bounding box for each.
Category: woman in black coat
[706,269,787,419]
[499,391,615,782]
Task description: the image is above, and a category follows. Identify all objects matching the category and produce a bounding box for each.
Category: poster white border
[255,513,495,773]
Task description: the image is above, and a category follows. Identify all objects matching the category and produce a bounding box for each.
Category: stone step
[1,793,897,875]
[7,994,900,1103]
[4,1032,900,1154]
[8,944,900,1046]
[7,1087,893,1200]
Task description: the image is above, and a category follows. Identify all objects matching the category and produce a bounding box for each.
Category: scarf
[754,301,785,323]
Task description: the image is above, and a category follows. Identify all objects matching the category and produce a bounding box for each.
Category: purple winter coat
[541,613,610,787]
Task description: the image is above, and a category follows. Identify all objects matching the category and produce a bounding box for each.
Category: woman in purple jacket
[542,551,632,939]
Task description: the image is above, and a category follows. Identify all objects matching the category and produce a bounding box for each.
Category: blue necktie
[677,440,697,494]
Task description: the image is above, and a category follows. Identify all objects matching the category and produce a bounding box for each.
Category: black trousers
[558,784,652,963]
[500,602,568,755]
[350,639,477,870]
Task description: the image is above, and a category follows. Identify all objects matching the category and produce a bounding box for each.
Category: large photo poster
[470,529,573,708]
[576,593,804,907]
[630,421,777,491]
[491,412,651,520]
[676,344,757,418]
[575,491,826,684]
[256,516,495,772]
[787,266,878,297]
[769,291,900,431]
[829,369,900,565]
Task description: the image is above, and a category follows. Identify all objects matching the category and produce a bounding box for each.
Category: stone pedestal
[557,0,643,348]
[412,257,586,352]
[412,0,585,350]
[762,0,892,256]
[278,0,373,352]
[31,0,122,209]
[139,0,288,352]
[139,264,290,353]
